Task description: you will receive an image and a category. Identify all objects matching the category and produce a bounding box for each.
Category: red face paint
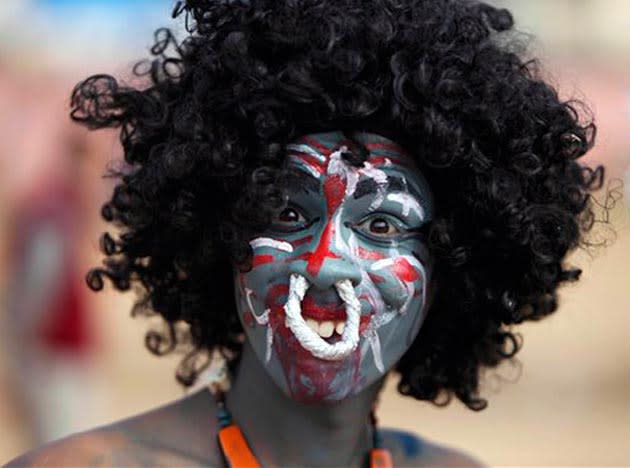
[291,235,314,247]
[390,257,421,282]
[237,132,433,403]
[305,174,346,276]
[252,254,275,268]
[290,152,327,174]
[357,247,387,260]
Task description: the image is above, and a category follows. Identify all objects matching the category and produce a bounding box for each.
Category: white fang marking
[386,193,425,220]
[250,237,293,253]
[245,288,269,325]
[367,330,385,373]
[265,325,273,363]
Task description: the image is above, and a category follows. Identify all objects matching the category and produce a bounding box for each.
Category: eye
[355,216,401,238]
[278,208,304,223]
[270,206,309,232]
[278,207,303,224]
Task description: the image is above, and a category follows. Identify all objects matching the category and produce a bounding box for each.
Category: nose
[292,256,363,290]
[289,233,362,290]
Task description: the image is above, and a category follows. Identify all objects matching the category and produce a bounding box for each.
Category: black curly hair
[70,0,604,410]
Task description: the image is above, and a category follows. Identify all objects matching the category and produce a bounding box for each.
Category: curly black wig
[70,0,604,410]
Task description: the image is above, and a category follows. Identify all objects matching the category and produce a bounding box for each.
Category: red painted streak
[252,254,275,268]
[291,235,314,247]
[265,292,371,401]
[367,272,385,284]
[357,247,386,260]
[267,283,289,304]
[301,300,347,321]
[358,314,372,334]
[305,175,346,277]
[292,252,313,263]
[265,283,375,328]
[299,136,332,156]
[306,220,340,276]
[323,175,346,213]
[391,258,421,282]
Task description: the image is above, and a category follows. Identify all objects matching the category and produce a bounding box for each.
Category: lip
[264,283,373,332]
[301,302,347,321]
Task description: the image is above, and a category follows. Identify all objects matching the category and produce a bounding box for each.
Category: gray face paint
[234,131,434,402]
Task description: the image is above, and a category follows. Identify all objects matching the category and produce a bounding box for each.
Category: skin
[6,348,482,467]
[236,131,434,402]
[6,133,482,467]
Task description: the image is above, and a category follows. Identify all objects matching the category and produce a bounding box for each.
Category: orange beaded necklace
[215,391,393,468]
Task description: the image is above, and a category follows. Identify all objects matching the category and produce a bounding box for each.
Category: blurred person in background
[0,0,171,449]
[3,130,96,445]
[5,0,609,466]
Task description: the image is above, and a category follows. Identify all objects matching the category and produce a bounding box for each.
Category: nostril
[289,256,362,290]
[347,275,361,288]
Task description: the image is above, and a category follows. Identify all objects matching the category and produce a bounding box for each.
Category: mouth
[283,304,372,343]
[277,274,361,361]
[298,299,347,339]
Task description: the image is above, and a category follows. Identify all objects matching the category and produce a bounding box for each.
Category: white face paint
[386,192,425,219]
[235,131,434,402]
[250,237,294,253]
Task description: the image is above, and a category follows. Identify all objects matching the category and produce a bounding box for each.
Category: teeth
[306,319,319,333]
[290,316,348,338]
[318,321,335,338]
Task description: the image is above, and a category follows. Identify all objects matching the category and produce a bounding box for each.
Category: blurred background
[0,0,628,465]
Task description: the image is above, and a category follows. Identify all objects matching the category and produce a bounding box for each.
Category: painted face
[234,131,434,402]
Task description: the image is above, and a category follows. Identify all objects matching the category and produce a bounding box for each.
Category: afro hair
[70,0,604,410]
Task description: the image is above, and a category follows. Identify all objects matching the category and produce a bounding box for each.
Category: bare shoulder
[5,389,221,467]
[382,429,484,467]
[5,430,150,467]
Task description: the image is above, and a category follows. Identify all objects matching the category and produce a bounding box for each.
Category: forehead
[286,131,432,201]
[288,131,412,171]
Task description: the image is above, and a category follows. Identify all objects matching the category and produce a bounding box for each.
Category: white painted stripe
[370,258,395,271]
[286,143,326,162]
[288,155,321,179]
[250,237,294,253]
[386,192,425,220]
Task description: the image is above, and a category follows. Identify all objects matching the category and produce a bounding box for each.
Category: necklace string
[214,389,393,468]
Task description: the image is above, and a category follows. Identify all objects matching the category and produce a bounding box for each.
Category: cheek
[238,254,292,307]
[365,256,425,311]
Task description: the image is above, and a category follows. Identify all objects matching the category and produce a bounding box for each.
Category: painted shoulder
[4,389,221,467]
[381,429,484,467]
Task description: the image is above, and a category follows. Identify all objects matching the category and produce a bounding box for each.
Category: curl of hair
[72,0,604,410]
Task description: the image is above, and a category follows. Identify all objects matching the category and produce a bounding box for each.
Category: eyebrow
[286,166,321,194]
[353,175,423,202]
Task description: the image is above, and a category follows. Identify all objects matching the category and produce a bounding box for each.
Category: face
[234,131,434,402]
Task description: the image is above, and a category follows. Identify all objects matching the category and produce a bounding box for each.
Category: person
[7,0,604,466]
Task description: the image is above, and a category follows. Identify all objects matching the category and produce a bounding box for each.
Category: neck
[225,342,385,467]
